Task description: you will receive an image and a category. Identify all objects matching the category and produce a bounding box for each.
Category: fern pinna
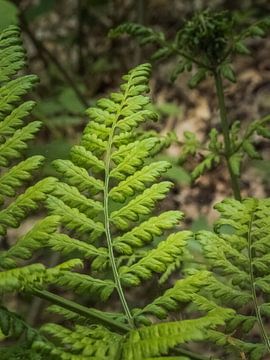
[24,63,232,359]
[196,198,270,359]
[0,26,83,357]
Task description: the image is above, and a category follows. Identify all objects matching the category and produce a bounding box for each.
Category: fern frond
[46,195,105,240]
[0,177,56,235]
[0,156,44,200]
[135,271,210,319]
[111,182,173,230]
[0,216,59,267]
[0,75,39,115]
[0,121,41,166]
[109,22,164,46]
[109,161,171,202]
[123,311,230,360]
[52,182,103,217]
[119,231,191,286]
[51,272,115,301]
[0,306,53,359]
[52,159,104,194]
[48,233,107,259]
[0,27,25,83]
[35,63,224,359]
[0,263,45,292]
[110,138,158,180]
[71,145,105,173]
[113,210,183,254]
[38,323,122,359]
[0,101,36,136]
[197,198,270,358]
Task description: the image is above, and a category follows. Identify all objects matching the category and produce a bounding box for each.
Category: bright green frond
[0,26,25,83]
[110,138,158,180]
[52,159,104,195]
[0,177,56,235]
[52,182,103,217]
[123,313,227,360]
[84,121,110,141]
[81,132,107,156]
[39,323,122,359]
[46,196,105,240]
[0,263,45,292]
[111,182,173,230]
[0,215,60,266]
[109,161,171,203]
[0,121,41,167]
[0,101,36,136]
[48,233,107,259]
[119,231,191,286]
[71,145,105,173]
[0,156,44,200]
[113,210,183,254]
[136,271,210,319]
[0,75,39,115]
[52,272,115,301]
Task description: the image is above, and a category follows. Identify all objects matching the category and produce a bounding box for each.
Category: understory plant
[110,10,270,201]
[0,11,270,360]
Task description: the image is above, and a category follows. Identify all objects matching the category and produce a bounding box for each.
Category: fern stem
[32,289,130,333]
[174,346,218,360]
[247,213,270,353]
[214,70,241,201]
[104,123,134,328]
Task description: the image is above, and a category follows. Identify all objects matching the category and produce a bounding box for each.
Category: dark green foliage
[110,10,270,83]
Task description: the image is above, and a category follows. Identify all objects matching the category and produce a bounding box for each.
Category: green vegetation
[1,4,270,360]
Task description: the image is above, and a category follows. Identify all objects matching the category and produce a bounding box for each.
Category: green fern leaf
[119,232,191,286]
[0,75,39,115]
[52,272,115,301]
[52,159,104,194]
[111,182,173,230]
[0,216,60,266]
[46,195,104,240]
[109,161,171,203]
[0,177,56,235]
[0,121,41,166]
[48,233,107,259]
[197,198,270,357]
[113,210,183,254]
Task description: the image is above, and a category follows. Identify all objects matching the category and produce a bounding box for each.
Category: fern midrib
[247,211,270,353]
[103,79,135,329]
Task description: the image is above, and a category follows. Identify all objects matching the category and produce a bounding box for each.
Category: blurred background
[1,1,270,355]
[1,0,270,240]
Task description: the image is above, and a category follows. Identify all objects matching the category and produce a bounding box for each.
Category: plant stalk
[32,289,130,334]
[175,346,219,360]
[214,70,241,201]
[103,115,134,328]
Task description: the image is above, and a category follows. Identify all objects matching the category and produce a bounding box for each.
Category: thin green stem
[174,346,219,360]
[103,112,134,328]
[247,214,270,353]
[174,46,210,69]
[214,70,241,201]
[31,289,130,333]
